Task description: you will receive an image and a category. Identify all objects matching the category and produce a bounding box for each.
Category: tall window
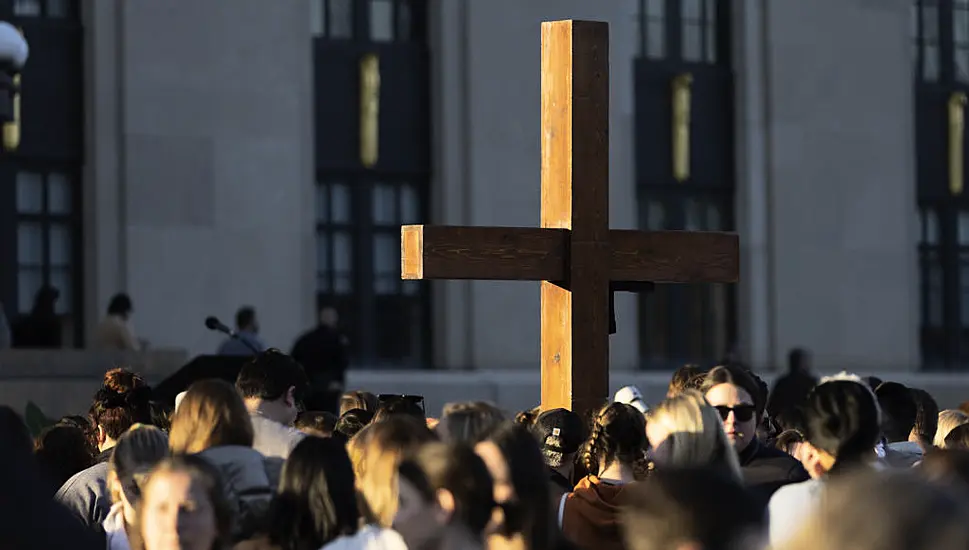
[312,0,431,367]
[633,0,736,369]
[914,1,969,368]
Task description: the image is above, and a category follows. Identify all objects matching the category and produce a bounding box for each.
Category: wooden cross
[400,20,738,415]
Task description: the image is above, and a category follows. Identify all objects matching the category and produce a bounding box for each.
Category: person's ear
[97,425,107,446]
[800,442,828,479]
[285,386,296,408]
[107,470,122,503]
[435,488,455,524]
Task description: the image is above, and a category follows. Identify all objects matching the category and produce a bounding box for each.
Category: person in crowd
[777,471,969,550]
[701,364,808,504]
[773,429,808,464]
[514,406,542,427]
[239,437,406,550]
[12,284,62,348]
[765,348,817,424]
[919,449,969,492]
[373,395,428,424]
[614,386,649,414]
[34,421,95,494]
[646,390,742,479]
[666,364,703,398]
[169,379,282,542]
[0,299,11,349]
[0,405,106,550]
[103,425,170,550]
[130,455,233,550]
[395,442,495,550]
[476,421,555,550]
[944,423,969,449]
[294,410,338,438]
[768,374,883,547]
[875,381,923,467]
[339,390,380,416]
[56,368,154,529]
[437,401,505,443]
[334,408,374,440]
[935,409,969,448]
[235,349,309,459]
[621,467,768,550]
[560,403,646,550]
[291,305,350,413]
[93,293,142,351]
[354,415,437,528]
[531,408,586,501]
[219,306,267,356]
[909,387,939,453]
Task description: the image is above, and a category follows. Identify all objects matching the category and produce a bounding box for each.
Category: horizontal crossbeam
[401,224,739,284]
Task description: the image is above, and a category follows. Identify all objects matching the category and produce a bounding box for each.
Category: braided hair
[580,403,647,477]
[802,379,881,475]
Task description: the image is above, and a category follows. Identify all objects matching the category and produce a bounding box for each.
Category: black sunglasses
[714,404,756,422]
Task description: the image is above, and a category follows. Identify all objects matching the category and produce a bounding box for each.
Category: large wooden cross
[401,20,738,415]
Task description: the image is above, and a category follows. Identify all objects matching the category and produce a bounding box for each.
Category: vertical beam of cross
[540,20,610,414]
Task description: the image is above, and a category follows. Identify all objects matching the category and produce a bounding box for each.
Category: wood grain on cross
[400,20,738,415]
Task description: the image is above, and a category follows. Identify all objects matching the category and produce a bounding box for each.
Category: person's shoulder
[56,462,108,498]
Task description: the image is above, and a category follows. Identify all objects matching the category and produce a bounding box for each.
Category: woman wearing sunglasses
[701,365,809,510]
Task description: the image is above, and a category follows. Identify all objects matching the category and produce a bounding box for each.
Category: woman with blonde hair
[355,415,437,527]
[645,390,742,480]
[103,424,170,550]
[935,409,969,448]
[169,379,281,543]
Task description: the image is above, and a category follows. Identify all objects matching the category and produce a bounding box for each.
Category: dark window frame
[312,0,427,43]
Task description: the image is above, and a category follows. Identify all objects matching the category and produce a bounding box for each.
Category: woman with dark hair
[56,368,154,528]
[531,409,586,501]
[34,422,95,493]
[560,403,647,550]
[767,375,882,547]
[476,421,555,550]
[437,401,506,444]
[238,437,405,550]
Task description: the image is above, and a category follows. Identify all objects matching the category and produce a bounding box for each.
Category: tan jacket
[93,315,140,351]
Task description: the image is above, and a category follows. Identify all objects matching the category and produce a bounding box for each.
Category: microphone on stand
[204,316,262,355]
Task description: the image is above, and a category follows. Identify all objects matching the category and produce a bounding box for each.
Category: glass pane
[315,185,329,222]
[683,24,702,62]
[956,8,969,45]
[401,185,420,224]
[684,199,702,230]
[13,0,41,16]
[328,0,353,39]
[48,173,71,214]
[317,275,331,292]
[924,209,940,245]
[646,18,665,59]
[17,268,43,313]
[331,183,351,223]
[924,43,940,80]
[958,48,969,82]
[333,231,352,272]
[316,235,329,272]
[645,0,664,18]
[705,18,717,63]
[372,183,397,225]
[50,267,71,314]
[49,224,71,266]
[16,172,43,214]
[706,202,723,231]
[375,276,397,295]
[334,275,352,295]
[926,251,943,327]
[923,4,939,41]
[645,200,666,230]
[397,0,413,41]
[370,0,394,42]
[310,0,325,36]
[681,0,701,21]
[45,0,69,17]
[17,222,43,265]
[403,281,420,296]
[373,233,398,275]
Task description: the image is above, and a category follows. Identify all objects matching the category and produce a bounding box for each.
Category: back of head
[532,408,586,469]
[781,470,969,550]
[334,408,373,439]
[582,402,646,475]
[91,368,153,440]
[169,379,254,454]
[667,364,704,397]
[235,349,309,404]
[514,406,541,427]
[647,390,741,479]
[271,437,359,548]
[622,467,766,550]
[106,293,132,316]
[875,382,918,442]
[438,401,505,443]
[936,409,969,448]
[802,380,881,473]
[910,388,939,446]
[235,306,256,330]
[295,411,338,437]
[920,449,969,491]
[339,390,379,416]
[110,425,169,506]
[773,429,806,455]
[700,364,765,418]
[398,442,496,537]
[944,423,969,450]
[373,395,427,424]
[787,347,810,373]
[35,423,94,488]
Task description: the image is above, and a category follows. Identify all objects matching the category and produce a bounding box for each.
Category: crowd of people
[3,348,969,549]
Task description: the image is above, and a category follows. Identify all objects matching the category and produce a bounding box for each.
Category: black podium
[152,355,251,405]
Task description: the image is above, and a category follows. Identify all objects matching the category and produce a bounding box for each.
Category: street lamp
[0,21,29,151]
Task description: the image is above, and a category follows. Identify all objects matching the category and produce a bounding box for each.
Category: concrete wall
[83,0,316,357]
